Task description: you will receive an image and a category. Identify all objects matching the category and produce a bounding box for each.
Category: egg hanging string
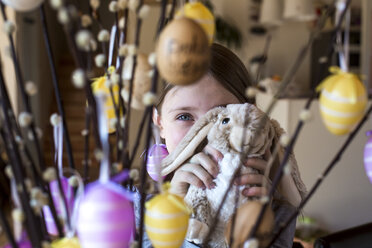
[335,0,350,72]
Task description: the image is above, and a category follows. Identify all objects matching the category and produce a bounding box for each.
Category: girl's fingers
[242,186,267,197]
[204,145,223,164]
[180,164,215,189]
[244,157,267,172]
[190,152,219,178]
[234,173,264,186]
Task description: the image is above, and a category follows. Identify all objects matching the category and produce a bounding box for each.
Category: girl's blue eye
[176,114,193,121]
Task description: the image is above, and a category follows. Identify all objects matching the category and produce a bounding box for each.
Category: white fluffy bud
[118,17,126,29]
[3,20,16,35]
[50,0,63,9]
[68,176,79,187]
[94,149,104,160]
[148,52,156,66]
[50,113,62,126]
[5,165,13,179]
[90,0,100,10]
[284,163,292,175]
[279,134,290,147]
[57,7,70,25]
[119,44,128,57]
[110,72,120,84]
[109,1,119,12]
[142,92,156,106]
[245,87,258,98]
[127,44,137,56]
[76,30,93,51]
[25,81,37,96]
[243,239,259,248]
[81,129,89,136]
[138,5,150,19]
[299,109,312,122]
[42,241,51,248]
[128,0,139,11]
[129,169,139,181]
[12,208,25,222]
[130,240,139,248]
[72,69,86,89]
[118,0,127,9]
[97,29,110,42]
[81,15,93,28]
[42,167,57,182]
[18,112,33,127]
[95,54,106,67]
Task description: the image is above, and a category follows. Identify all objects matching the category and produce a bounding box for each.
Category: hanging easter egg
[145,183,190,248]
[42,177,75,236]
[146,144,168,181]
[1,0,44,12]
[156,17,210,86]
[122,53,152,110]
[77,182,134,248]
[317,67,367,135]
[176,2,215,44]
[51,237,81,248]
[363,130,372,184]
[92,67,120,133]
[225,201,274,248]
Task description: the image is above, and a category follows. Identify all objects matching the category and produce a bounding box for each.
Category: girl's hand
[234,149,271,198]
[169,146,220,197]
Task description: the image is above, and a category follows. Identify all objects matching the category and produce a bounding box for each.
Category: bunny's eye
[222,118,230,124]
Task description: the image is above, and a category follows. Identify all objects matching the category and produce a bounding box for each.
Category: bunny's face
[207,103,273,156]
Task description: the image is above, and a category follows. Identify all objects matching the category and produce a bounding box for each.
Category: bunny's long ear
[161,108,222,176]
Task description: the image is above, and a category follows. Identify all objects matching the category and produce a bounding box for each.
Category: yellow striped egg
[145,184,190,248]
[176,2,215,44]
[317,67,367,135]
[92,67,120,133]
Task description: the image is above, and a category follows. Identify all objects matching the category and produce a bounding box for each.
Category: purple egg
[364,131,372,184]
[42,177,75,235]
[146,144,168,181]
[77,182,135,248]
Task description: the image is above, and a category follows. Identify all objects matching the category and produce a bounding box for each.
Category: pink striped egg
[76,182,135,248]
[42,177,74,235]
[364,131,372,184]
[146,144,168,181]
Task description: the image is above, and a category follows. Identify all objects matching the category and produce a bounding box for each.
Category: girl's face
[153,74,240,153]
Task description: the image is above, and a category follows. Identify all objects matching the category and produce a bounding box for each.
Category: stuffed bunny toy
[161,103,306,248]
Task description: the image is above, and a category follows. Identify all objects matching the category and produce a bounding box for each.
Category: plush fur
[161,103,306,247]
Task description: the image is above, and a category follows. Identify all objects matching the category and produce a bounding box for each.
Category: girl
[137,43,305,248]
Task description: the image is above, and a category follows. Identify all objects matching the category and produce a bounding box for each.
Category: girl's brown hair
[156,43,254,111]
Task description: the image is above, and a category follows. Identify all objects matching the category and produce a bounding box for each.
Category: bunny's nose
[229,126,250,152]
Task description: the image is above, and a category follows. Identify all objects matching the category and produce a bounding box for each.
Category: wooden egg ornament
[1,0,44,12]
[145,183,191,248]
[364,130,372,184]
[176,2,215,44]
[92,67,120,133]
[42,177,75,235]
[317,67,367,135]
[122,53,152,110]
[156,17,210,86]
[225,201,274,248]
[76,182,135,248]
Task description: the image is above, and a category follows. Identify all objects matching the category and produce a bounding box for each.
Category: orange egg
[156,17,210,86]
